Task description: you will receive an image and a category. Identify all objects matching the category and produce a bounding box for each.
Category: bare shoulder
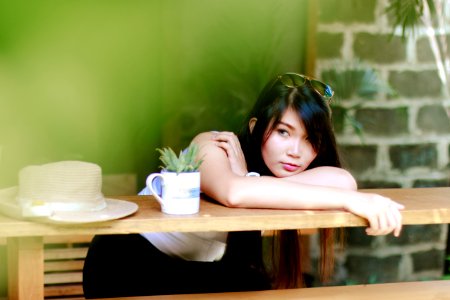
[191,132,219,157]
[192,131,214,144]
[191,131,228,161]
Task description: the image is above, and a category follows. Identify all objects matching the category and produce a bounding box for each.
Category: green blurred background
[0,0,309,191]
[0,0,312,295]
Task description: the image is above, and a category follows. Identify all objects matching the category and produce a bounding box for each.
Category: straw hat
[0,161,138,223]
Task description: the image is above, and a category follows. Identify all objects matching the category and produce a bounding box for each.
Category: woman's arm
[209,131,357,190]
[281,167,357,191]
[193,132,403,237]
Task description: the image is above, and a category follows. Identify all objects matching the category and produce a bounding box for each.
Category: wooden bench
[43,235,93,299]
[44,231,314,299]
[47,232,314,299]
[1,231,314,299]
[1,235,92,299]
[89,280,450,299]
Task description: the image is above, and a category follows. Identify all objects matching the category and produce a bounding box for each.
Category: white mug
[146,171,200,215]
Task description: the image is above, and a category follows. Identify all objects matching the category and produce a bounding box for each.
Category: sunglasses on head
[278,72,334,99]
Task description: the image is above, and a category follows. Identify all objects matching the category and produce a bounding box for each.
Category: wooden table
[2,187,450,300]
[112,280,450,300]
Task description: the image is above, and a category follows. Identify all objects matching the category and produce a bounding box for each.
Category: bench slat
[44,284,84,298]
[44,272,82,285]
[44,247,88,260]
[44,260,84,272]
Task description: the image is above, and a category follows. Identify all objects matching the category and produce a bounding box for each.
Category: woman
[83,72,403,297]
[193,72,402,287]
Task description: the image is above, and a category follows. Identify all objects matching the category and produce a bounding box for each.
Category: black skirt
[82,233,271,298]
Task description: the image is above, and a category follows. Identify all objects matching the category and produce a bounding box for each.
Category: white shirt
[138,186,228,262]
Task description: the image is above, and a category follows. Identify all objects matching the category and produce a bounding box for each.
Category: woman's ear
[249,118,257,133]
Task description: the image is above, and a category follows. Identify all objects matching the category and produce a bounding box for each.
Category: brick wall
[310,0,450,285]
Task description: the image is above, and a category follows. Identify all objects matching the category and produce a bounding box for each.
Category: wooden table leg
[7,236,44,300]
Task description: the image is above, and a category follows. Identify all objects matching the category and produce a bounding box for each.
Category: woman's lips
[282,163,300,172]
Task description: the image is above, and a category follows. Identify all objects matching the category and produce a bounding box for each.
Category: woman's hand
[211,131,248,176]
[345,192,404,237]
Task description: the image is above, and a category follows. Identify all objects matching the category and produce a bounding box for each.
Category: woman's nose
[287,140,301,157]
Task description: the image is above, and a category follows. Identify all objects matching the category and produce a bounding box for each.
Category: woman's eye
[277,129,289,136]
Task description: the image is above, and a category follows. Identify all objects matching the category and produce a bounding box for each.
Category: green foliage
[323,65,395,101]
[322,63,396,140]
[157,143,203,173]
[385,0,436,39]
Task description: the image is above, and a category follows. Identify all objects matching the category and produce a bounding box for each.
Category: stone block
[386,225,442,245]
[345,254,401,284]
[389,144,437,171]
[354,33,406,64]
[417,105,450,133]
[317,32,344,59]
[322,69,381,100]
[389,70,442,98]
[339,145,377,174]
[354,107,408,136]
[412,249,445,272]
[417,35,450,63]
[318,0,377,24]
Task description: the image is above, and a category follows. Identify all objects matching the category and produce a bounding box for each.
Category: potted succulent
[156,143,203,174]
[146,143,203,215]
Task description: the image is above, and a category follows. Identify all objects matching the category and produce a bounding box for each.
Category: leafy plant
[156,143,203,173]
[323,66,395,101]
[386,0,436,39]
[322,62,396,139]
[385,0,450,94]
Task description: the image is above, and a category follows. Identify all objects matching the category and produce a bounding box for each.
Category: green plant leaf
[322,61,395,141]
[156,143,203,174]
[385,0,437,40]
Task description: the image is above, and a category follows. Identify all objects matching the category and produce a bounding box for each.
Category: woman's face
[261,107,317,178]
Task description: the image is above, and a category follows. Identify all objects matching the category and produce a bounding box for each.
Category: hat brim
[47,198,138,224]
[0,187,138,224]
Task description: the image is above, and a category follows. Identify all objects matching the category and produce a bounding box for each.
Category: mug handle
[146,173,164,206]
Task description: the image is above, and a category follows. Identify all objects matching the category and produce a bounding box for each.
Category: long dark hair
[234,73,342,288]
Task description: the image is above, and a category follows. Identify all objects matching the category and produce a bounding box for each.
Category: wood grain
[102,280,450,300]
[7,237,44,300]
